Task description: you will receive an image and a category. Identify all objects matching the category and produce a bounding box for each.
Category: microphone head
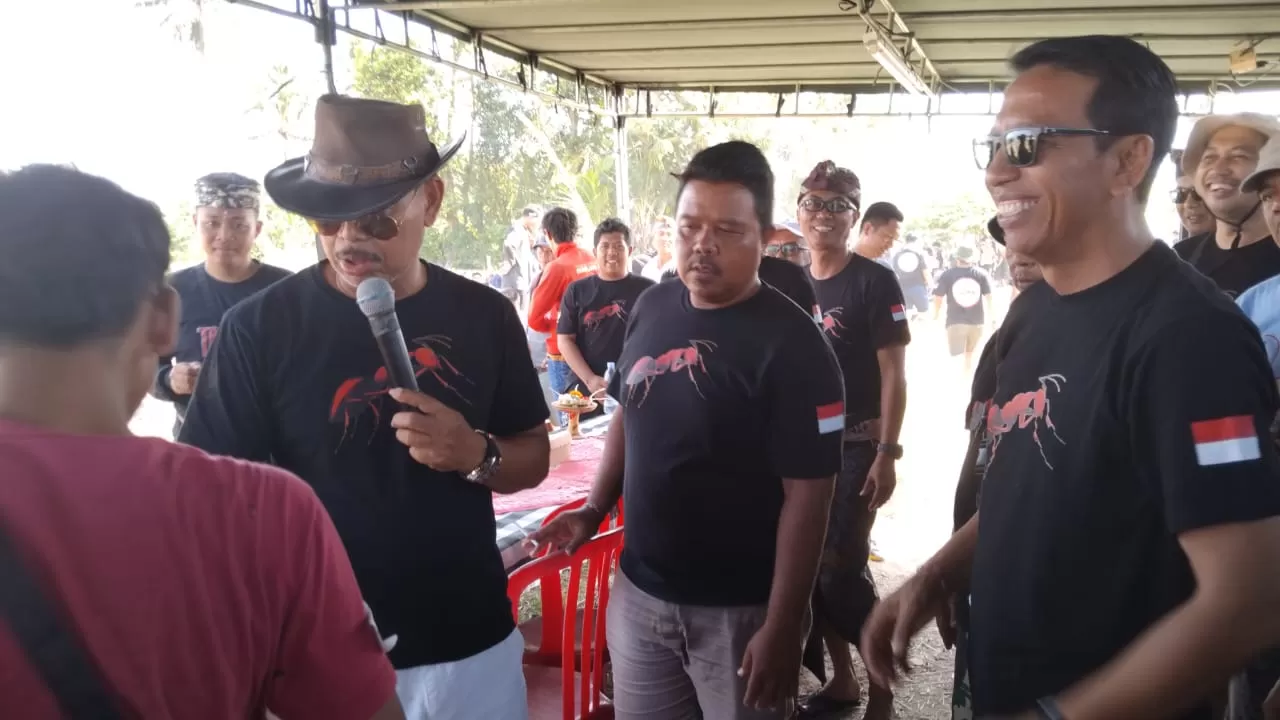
[356,277,396,318]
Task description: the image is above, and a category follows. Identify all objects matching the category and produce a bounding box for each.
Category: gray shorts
[947,323,984,357]
[606,570,808,720]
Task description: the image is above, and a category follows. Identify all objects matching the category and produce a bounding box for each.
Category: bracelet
[1036,697,1065,720]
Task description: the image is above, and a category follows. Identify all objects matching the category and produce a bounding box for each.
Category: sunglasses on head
[799,195,858,214]
[306,188,418,241]
[1171,187,1201,204]
[973,127,1113,170]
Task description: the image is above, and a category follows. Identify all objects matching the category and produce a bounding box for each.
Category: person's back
[0,164,401,720]
[1,431,397,719]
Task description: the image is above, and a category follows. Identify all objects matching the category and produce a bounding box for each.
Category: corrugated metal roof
[350,0,1280,94]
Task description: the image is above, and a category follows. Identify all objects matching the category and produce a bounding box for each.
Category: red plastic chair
[508,527,622,720]
[536,497,624,553]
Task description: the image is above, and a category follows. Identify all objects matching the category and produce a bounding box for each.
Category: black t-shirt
[608,280,844,606]
[151,262,291,421]
[970,243,1280,717]
[810,254,912,429]
[933,265,991,327]
[954,333,999,532]
[179,262,549,668]
[1174,232,1280,299]
[556,274,655,378]
[661,256,818,317]
[891,247,929,288]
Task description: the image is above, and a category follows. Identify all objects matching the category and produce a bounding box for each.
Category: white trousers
[394,629,528,720]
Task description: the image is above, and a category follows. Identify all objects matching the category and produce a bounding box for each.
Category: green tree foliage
[903,191,994,250]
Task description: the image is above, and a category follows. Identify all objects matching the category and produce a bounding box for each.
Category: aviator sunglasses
[307,188,418,241]
[974,127,1113,170]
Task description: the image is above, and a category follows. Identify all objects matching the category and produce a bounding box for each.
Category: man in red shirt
[0,165,401,720]
[527,206,598,408]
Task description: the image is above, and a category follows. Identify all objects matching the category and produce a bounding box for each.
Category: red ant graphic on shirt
[623,340,717,406]
[820,308,846,337]
[329,335,473,445]
[986,373,1067,470]
[583,302,627,329]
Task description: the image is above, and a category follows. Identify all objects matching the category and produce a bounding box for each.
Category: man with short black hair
[533,141,844,720]
[181,95,551,719]
[149,173,289,437]
[528,207,597,406]
[797,160,909,720]
[557,218,654,399]
[1176,113,1280,297]
[890,233,929,319]
[0,165,402,720]
[662,224,818,315]
[863,36,1280,720]
[853,201,903,262]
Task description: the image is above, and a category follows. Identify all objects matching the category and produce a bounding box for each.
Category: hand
[527,507,603,554]
[739,620,803,711]
[935,594,957,650]
[585,374,608,395]
[388,388,486,474]
[168,362,202,396]
[861,454,897,510]
[860,567,950,688]
[1264,676,1280,720]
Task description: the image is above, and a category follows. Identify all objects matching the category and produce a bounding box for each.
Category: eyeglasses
[764,242,806,257]
[973,127,1113,170]
[307,188,417,241]
[799,196,858,214]
[1171,187,1201,204]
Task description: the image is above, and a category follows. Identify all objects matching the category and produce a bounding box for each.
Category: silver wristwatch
[463,430,502,485]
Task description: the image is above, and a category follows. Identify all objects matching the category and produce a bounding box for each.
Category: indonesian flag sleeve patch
[1190,415,1262,466]
[817,402,845,435]
[890,304,906,322]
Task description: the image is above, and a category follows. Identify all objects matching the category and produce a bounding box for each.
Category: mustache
[686,259,721,274]
[338,248,384,263]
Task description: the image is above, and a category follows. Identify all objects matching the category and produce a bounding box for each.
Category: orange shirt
[528,242,597,355]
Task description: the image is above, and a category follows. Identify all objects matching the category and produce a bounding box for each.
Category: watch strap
[463,431,500,484]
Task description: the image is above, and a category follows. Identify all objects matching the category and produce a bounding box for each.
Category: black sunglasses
[307,188,418,241]
[799,195,858,214]
[974,127,1113,170]
[765,242,807,258]
[1171,187,1201,204]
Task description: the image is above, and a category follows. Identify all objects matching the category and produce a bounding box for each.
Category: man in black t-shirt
[181,96,551,720]
[931,246,993,376]
[891,234,930,318]
[796,161,909,720]
[863,37,1280,720]
[556,217,654,404]
[533,141,844,720]
[149,173,290,437]
[1175,113,1280,298]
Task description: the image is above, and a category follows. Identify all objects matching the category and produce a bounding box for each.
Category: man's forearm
[585,411,626,516]
[879,366,907,446]
[483,428,551,494]
[765,477,835,629]
[932,296,943,319]
[923,514,979,592]
[557,335,596,384]
[1057,590,1280,719]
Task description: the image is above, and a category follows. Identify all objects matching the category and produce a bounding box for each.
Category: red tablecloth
[492,436,605,514]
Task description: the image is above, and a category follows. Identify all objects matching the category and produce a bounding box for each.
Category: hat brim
[264,134,466,221]
[988,216,1005,246]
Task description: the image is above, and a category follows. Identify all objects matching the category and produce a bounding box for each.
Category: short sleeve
[556,283,580,335]
[1129,315,1280,534]
[765,312,846,479]
[489,299,552,436]
[978,272,992,295]
[265,473,397,719]
[932,272,949,298]
[179,313,274,461]
[867,271,912,350]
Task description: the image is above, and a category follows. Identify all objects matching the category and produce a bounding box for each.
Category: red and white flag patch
[890,304,906,322]
[817,402,845,435]
[1191,415,1261,466]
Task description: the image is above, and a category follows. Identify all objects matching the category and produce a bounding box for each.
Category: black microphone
[356,277,419,392]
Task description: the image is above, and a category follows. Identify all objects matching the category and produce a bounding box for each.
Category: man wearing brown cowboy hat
[1176,112,1280,297]
[180,94,552,719]
[797,160,909,720]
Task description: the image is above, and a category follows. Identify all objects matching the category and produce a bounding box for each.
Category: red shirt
[527,242,597,356]
[0,420,396,719]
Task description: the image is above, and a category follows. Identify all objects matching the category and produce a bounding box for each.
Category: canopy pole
[317,0,338,95]
[614,112,631,224]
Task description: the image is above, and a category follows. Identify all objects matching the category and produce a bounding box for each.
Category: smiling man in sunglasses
[179,95,552,720]
[1172,160,1215,239]
[1175,113,1280,298]
[861,36,1280,720]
